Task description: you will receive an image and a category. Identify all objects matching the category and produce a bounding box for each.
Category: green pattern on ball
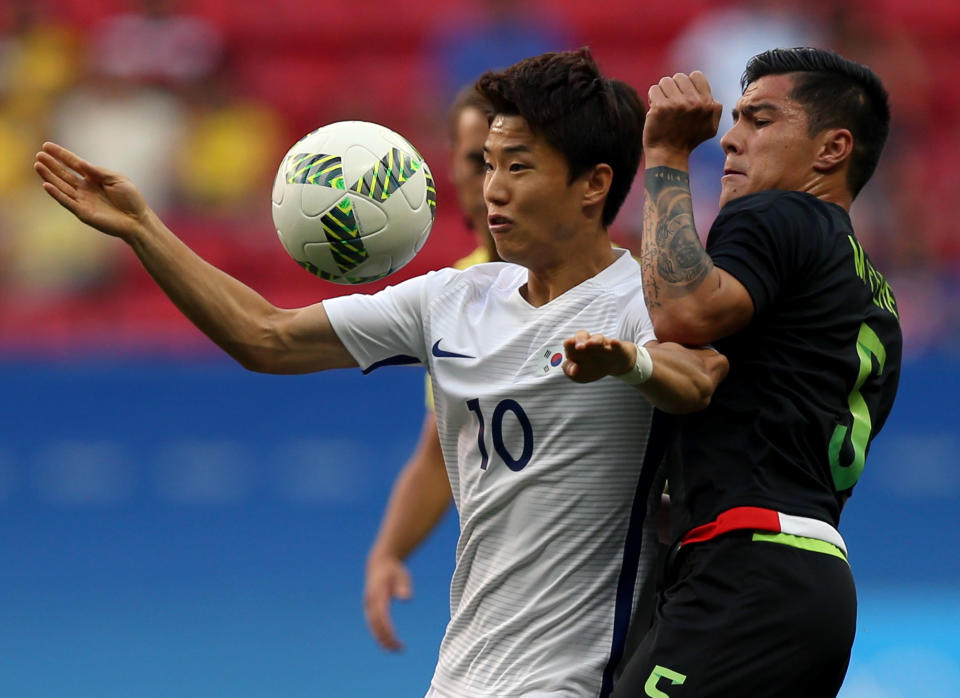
[298,260,392,284]
[424,169,437,220]
[284,143,431,281]
[285,153,345,189]
[319,196,369,273]
[351,147,422,201]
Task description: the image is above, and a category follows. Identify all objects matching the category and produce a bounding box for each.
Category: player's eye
[468,153,485,173]
[509,162,527,172]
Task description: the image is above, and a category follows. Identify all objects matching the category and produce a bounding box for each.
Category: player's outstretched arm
[641,72,753,346]
[364,411,451,651]
[34,142,356,374]
[563,331,728,413]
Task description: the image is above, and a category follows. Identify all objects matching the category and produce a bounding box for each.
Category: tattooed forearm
[642,167,713,306]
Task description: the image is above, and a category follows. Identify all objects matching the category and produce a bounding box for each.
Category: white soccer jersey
[324,249,663,697]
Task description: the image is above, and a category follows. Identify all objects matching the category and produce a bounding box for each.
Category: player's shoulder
[718,190,838,223]
[588,248,648,318]
[426,261,521,294]
[458,260,518,282]
[597,251,653,338]
[602,247,644,293]
[715,190,847,243]
[719,189,824,215]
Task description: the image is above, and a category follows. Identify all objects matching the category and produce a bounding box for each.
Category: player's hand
[34,142,152,242]
[562,330,635,384]
[363,553,413,652]
[644,71,723,157]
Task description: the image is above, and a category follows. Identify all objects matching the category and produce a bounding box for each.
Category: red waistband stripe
[680,506,847,555]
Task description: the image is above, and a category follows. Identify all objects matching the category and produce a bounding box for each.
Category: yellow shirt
[451,246,493,271]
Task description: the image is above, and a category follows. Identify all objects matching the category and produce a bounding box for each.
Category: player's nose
[720,125,741,155]
[483,168,509,205]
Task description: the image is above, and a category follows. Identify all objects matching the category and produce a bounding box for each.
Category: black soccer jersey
[668,190,902,536]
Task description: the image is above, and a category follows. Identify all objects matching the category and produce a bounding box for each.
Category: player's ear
[582,163,613,209]
[813,128,854,173]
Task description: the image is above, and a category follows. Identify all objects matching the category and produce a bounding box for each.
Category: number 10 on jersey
[466,398,534,472]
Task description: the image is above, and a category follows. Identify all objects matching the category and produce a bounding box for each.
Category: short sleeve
[707,192,822,318]
[323,270,455,372]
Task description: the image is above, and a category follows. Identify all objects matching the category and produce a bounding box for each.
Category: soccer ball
[271,121,436,284]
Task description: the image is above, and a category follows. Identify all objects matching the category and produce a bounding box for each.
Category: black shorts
[611,531,856,698]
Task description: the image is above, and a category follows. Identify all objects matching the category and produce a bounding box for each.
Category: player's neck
[521,240,617,307]
[805,176,853,211]
[816,189,853,211]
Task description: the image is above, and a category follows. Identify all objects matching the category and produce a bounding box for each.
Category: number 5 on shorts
[644,664,686,697]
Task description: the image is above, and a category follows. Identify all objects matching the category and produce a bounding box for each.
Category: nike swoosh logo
[432,339,475,359]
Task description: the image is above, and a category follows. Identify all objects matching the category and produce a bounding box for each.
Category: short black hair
[447,84,493,143]
[475,48,645,227]
[742,47,890,198]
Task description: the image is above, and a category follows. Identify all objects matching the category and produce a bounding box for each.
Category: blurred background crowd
[0,0,957,357]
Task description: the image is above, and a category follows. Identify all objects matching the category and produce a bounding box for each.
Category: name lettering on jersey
[538,344,565,375]
[848,236,898,319]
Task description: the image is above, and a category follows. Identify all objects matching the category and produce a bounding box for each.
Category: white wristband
[615,345,654,385]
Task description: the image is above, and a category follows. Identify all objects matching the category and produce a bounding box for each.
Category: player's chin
[495,246,526,266]
[718,182,751,208]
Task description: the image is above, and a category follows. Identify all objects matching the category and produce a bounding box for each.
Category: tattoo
[641,167,713,307]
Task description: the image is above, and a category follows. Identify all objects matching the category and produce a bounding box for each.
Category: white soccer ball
[271,121,436,284]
